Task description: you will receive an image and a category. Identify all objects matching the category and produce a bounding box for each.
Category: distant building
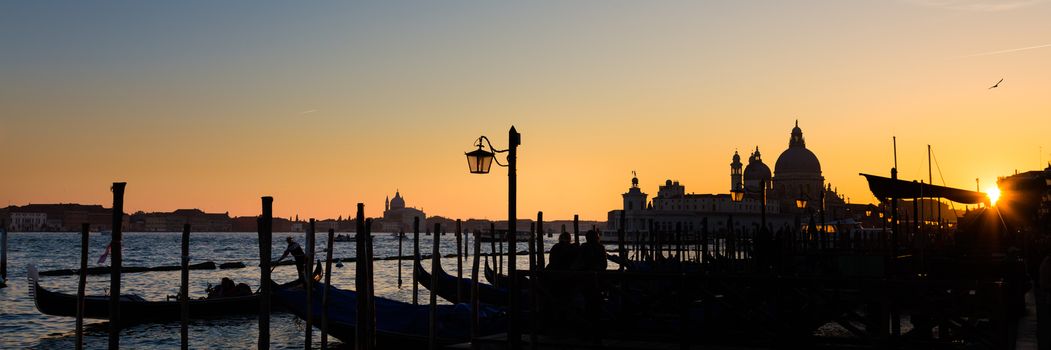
[231,216,258,232]
[11,212,48,231]
[608,121,849,233]
[168,209,232,232]
[380,191,426,233]
[996,165,1051,232]
[771,121,825,206]
[4,203,126,231]
[315,219,340,233]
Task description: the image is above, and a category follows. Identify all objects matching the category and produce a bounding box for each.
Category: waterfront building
[4,203,126,231]
[995,165,1051,232]
[771,121,825,207]
[608,121,849,233]
[10,212,48,231]
[380,191,426,233]
[131,209,232,232]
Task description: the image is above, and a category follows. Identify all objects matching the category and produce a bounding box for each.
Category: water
[0,231,559,349]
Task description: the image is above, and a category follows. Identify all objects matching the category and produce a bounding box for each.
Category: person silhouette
[278,236,307,282]
[547,232,577,271]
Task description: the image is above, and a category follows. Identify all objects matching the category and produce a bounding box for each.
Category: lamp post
[819,185,826,249]
[729,183,744,261]
[795,191,808,232]
[760,179,767,232]
[731,183,746,203]
[795,193,809,212]
[748,179,773,231]
[734,180,767,267]
[464,126,521,348]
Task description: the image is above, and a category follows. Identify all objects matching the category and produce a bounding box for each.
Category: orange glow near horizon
[1,2,1049,221]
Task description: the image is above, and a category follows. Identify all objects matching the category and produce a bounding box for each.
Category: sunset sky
[2,1,1049,221]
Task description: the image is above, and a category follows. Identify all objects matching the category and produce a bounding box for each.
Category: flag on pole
[97,242,112,265]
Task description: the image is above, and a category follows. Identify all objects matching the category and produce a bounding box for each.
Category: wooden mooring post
[1,219,7,285]
[180,224,190,350]
[258,196,273,350]
[321,228,334,350]
[527,222,536,272]
[429,223,441,350]
[618,211,626,271]
[304,219,315,350]
[702,218,709,266]
[496,222,503,278]
[536,212,544,271]
[528,220,538,349]
[108,182,126,350]
[471,230,481,349]
[573,214,580,245]
[76,223,88,350]
[354,204,370,350]
[398,230,404,289]
[365,219,377,350]
[489,222,497,287]
[413,216,420,305]
[456,219,463,302]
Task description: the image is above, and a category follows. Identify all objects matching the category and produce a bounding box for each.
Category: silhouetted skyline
[2,1,1049,220]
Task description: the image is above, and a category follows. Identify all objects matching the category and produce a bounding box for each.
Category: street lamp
[793,191,807,248]
[795,192,808,210]
[463,126,521,346]
[737,180,768,233]
[758,179,768,232]
[464,142,495,174]
[819,186,826,235]
[731,183,745,203]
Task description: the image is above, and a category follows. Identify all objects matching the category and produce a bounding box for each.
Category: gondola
[605,253,635,269]
[483,257,529,287]
[333,234,355,242]
[27,263,320,323]
[272,281,507,348]
[413,257,513,306]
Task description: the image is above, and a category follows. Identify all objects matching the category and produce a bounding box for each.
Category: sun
[985,185,1001,206]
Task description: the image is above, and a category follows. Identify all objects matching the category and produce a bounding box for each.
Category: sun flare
[985,186,1001,206]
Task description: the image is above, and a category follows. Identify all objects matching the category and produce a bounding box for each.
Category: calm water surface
[0,231,557,349]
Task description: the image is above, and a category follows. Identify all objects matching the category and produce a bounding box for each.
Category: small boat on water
[273,281,508,348]
[333,234,355,242]
[27,264,320,323]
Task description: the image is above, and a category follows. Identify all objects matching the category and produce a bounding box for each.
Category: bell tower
[623,171,648,212]
[730,150,743,192]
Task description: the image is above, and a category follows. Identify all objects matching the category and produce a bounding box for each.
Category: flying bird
[988,78,1003,89]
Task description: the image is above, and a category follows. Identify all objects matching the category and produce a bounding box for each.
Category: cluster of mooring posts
[46,175,1034,349]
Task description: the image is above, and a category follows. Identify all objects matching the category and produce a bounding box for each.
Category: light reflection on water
[0,231,556,349]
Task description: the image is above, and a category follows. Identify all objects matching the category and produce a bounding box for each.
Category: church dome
[775,121,821,175]
[390,191,406,210]
[743,147,771,182]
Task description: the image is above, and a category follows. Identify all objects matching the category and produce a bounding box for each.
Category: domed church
[772,120,825,210]
[380,190,426,232]
[742,147,772,198]
[608,120,849,233]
